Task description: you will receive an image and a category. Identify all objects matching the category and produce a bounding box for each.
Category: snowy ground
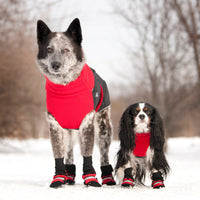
[0,137,200,200]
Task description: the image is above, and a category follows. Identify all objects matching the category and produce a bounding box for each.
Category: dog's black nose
[51,61,61,70]
[139,114,145,120]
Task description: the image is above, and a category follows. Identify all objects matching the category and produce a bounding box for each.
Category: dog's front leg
[46,112,68,188]
[121,159,135,188]
[79,111,101,187]
[147,148,167,189]
[64,130,76,185]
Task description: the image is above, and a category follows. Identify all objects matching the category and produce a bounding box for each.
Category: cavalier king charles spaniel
[115,102,170,189]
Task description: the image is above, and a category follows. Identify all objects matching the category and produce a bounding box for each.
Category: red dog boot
[50,174,68,188]
[101,165,116,185]
[65,164,76,185]
[122,178,135,187]
[121,168,134,188]
[82,173,101,187]
[82,156,101,187]
[50,158,67,188]
[152,180,165,189]
[151,171,165,189]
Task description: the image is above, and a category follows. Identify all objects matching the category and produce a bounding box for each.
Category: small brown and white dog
[115,102,170,189]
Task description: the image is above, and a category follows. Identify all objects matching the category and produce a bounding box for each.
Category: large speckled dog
[36,18,116,188]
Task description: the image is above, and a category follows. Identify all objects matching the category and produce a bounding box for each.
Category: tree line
[0,0,199,139]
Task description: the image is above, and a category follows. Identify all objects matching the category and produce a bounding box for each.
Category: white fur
[134,103,150,133]
[116,153,136,184]
[56,33,62,39]
[37,32,85,85]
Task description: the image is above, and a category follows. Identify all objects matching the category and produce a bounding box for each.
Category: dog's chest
[45,64,95,129]
[133,132,151,157]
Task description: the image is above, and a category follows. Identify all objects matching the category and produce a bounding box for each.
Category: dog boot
[50,158,68,188]
[121,168,135,188]
[82,156,101,187]
[151,171,165,189]
[101,165,116,185]
[65,164,76,185]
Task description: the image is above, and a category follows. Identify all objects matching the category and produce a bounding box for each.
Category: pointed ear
[37,20,51,43]
[66,18,82,45]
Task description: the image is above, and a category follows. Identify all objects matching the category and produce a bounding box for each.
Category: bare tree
[0,0,68,138]
[169,0,200,85]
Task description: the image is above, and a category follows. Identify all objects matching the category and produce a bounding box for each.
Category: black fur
[149,108,170,177]
[115,102,170,185]
[65,18,82,46]
[37,20,51,44]
[37,19,83,62]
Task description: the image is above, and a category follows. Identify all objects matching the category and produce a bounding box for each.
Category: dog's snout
[51,61,61,70]
[139,114,145,120]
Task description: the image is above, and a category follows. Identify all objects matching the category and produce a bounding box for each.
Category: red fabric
[51,175,68,184]
[133,132,151,157]
[82,174,98,184]
[101,175,115,185]
[66,175,75,181]
[122,178,134,186]
[152,180,164,188]
[45,64,95,129]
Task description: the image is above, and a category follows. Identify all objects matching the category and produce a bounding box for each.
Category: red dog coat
[45,64,110,129]
[133,132,151,157]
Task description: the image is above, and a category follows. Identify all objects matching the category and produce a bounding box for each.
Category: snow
[0,137,200,200]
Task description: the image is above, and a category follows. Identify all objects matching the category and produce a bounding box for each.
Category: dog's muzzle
[51,61,61,71]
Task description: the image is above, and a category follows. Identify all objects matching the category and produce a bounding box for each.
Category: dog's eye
[136,107,140,111]
[47,47,53,53]
[132,108,139,115]
[64,48,70,53]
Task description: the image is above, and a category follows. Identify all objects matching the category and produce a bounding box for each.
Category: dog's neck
[134,123,150,133]
[45,61,85,85]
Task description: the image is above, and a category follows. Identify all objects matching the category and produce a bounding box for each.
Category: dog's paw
[49,175,68,188]
[86,181,101,187]
[121,178,134,188]
[82,174,101,187]
[65,164,76,185]
[66,175,75,185]
[151,180,165,189]
[102,175,116,186]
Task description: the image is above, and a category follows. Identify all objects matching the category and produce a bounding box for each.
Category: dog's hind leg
[46,112,68,188]
[79,111,101,187]
[96,107,116,185]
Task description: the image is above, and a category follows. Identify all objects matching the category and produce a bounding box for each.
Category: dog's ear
[66,18,82,46]
[150,108,165,150]
[118,106,135,151]
[37,20,51,43]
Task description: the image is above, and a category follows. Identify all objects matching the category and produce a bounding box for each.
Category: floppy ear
[37,20,51,43]
[150,108,170,177]
[118,106,135,152]
[66,18,82,46]
[150,108,165,150]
